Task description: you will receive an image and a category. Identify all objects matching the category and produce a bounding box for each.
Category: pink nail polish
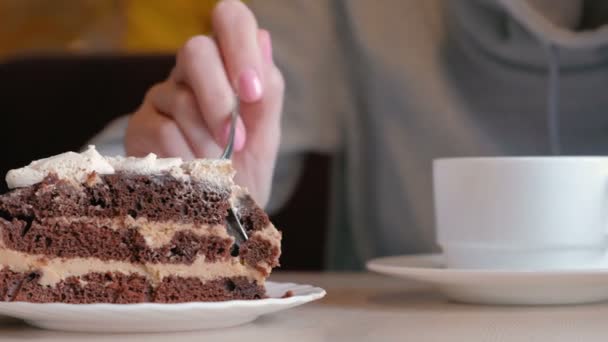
[238,68,262,102]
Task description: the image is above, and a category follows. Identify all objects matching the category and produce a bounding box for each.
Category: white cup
[433,157,608,270]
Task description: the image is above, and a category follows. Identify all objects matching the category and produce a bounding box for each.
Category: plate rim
[366,253,608,277]
[0,281,327,332]
[367,253,608,305]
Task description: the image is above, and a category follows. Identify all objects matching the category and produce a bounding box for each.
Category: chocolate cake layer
[0,217,236,264]
[1,247,265,287]
[0,268,264,303]
[0,266,22,301]
[0,173,276,267]
[235,195,271,233]
[0,173,235,226]
[0,174,272,242]
[240,235,281,274]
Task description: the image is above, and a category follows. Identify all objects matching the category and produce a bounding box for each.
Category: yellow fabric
[0,1,117,56]
[125,0,219,52]
[0,0,221,58]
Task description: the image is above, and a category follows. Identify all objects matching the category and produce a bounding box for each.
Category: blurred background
[0,0,217,58]
[0,0,330,271]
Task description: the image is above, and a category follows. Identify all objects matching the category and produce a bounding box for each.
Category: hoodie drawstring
[545,44,561,155]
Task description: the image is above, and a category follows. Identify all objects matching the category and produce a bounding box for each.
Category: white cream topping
[5,145,234,189]
[107,154,183,175]
[0,249,265,287]
[6,146,114,189]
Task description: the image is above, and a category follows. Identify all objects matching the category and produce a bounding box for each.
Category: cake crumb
[281,290,294,298]
[85,171,99,186]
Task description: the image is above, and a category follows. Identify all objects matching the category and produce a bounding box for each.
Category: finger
[146,81,224,158]
[126,102,195,160]
[216,28,274,153]
[172,37,239,149]
[212,0,263,102]
[227,58,283,203]
[239,63,284,155]
[221,114,247,152]
[231,66,284,204]
[258,29,273,65]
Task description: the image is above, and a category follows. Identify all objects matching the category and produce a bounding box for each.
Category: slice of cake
[0,146,281,303]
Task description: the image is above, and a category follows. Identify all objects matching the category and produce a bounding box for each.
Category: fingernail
[260,30,273,64]
[222,117,246,152]
[237,68,262,102]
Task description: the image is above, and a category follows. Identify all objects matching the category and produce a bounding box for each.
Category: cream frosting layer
[0,248,264,287]
[6,145,234,189]
[251,225,282,250]
[38,217,280,250]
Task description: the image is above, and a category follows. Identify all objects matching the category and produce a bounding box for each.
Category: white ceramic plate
[367,254,608,305]
[0,281,325,333]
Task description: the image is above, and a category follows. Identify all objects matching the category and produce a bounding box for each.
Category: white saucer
[366,254,608,305]
[0,281,326,333]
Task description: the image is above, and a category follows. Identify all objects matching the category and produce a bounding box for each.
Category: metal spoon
[221,97,249,245]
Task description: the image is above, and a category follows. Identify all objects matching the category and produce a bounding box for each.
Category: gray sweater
[91,0,608,270]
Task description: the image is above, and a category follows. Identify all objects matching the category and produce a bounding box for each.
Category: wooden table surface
[2,272,608,342]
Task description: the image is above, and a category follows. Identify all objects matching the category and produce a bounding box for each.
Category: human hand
[125,0,284,206]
